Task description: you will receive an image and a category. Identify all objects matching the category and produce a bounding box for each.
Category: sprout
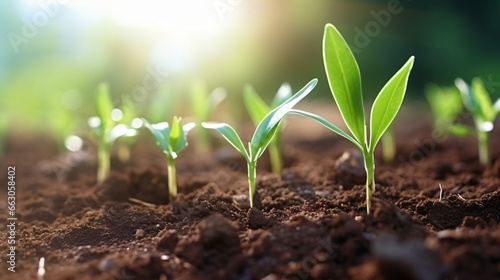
[425,83,466,136]
[142,116,195,202]
[455,77,500,165]
[190,80,227,153]
[203,79,318,208]
[288,24,414,214]
[116,97,142,162]
[88,83,137,183]
[244,83,292,173]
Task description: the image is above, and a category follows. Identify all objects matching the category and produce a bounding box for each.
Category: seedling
[88,83,137,183]
[142,116,195,202]
[244,83,292,173]
[203,79,318,207]
[288,24,414,213]
[190,80,227,153]
[455,77,500,165]
[381,125,395,162]
[425,84,466,136]
[116,97,143,162]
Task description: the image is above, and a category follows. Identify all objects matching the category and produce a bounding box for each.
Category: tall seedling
[289,24,414,213]
[244,83,292,173]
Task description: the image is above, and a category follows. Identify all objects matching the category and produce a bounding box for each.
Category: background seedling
[116,97,143,162]
[142,116,195,202]
[244,82,292,173]
[88,83,137,183]
[190,80,227,153]
[203,79,317,207]
[425,84,467,137]
[455,77,500,165]
[381,124,395,162]
[288,24,414,214]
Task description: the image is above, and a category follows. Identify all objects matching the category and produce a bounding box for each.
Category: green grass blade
[244,84,271,125]
[271,83,292,108]
[471,77,496,122]
[96,83,114,132]
[202,122,249,161]
[323,24,365,144]
[369,56,414,152]
[250,78,317,160]
[288,109,363,151]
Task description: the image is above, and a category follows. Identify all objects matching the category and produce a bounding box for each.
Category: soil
[1,106,499,280]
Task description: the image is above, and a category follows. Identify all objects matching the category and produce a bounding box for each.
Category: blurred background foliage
[0,0,499,138]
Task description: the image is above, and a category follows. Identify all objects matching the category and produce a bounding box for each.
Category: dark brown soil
[1,107,499,280]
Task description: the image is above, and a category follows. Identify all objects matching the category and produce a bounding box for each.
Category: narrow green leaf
[288,109,364,151]
[455,78,479,116]
[250,78,318,160]
[202,122,249,161]
[450,124,474,137]
[96,83,114,132]
[471,77,496,122]
[369,56,414,152]
[244,84,271,125]
[271,83,292,108]
[170,116,182,153]
[323,24,365,144]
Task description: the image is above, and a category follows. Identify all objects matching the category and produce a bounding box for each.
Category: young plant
[425,84,465,136]
[142,116,195,202]
[381,124,395,162]
[244,83,292,173]
[88,83,137,183]
[116,97,143,162]
[203,79,318,207]
[191,80,227,153]
[288,24,414,214]
[455,77,500,165]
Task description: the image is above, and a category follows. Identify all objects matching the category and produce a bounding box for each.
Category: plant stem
[167,156,177,202]
[97,142,110,183]
[363,152,375,214]
[117,144,131,162]
[381,128,395,163]
[268,137,283,174]
[477,129,490,166]
[247,161,257,208]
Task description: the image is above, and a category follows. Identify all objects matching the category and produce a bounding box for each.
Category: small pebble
[98,258,116,272]
[135,229,145,239]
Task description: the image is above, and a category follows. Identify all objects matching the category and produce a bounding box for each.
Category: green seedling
[142,116,195,202]
[425,84,466,136]
[288,24,414,214]
[191,80,227,153]
[116,97,143,162]
[203,79,318,207]
[381,124,395,162]
[455,77,500,165]
[88,83,137,183]
[244,83,292,173]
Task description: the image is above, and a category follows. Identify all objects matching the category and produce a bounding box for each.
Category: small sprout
[425,83,467,136]
[244,83,292,173]
[289,24,414,214]
[191,80,227,153]
[381,124,395,162]
[142,116,195,202]
[88,83,137,183]
[203,79,318,207]
[116,97,142,162]
[455,78,500,166]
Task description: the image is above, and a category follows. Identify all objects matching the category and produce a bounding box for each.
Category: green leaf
[369,56,414,152]
[202,122,250,161]
[455,78,479,116]
[288,109,363,151]
[494,98,500,112]
[471,77,496,122]
[425,84,463,125]
[208,87,227,111]
[191,80,210,122]
[142,119,175,157]
[96,83,114,133]
[271,83,292,108]
[107,124,137,143]
[250,78,318,160]
[244,84,271,126]
[450,124,474,137]
[169,116,182,155]
[323,24,365,144]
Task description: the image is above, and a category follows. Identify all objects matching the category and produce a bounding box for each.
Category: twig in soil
[439,184,443,202]
[37,257,45,280]
[457,194,467,201]
[128,197,157,208]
